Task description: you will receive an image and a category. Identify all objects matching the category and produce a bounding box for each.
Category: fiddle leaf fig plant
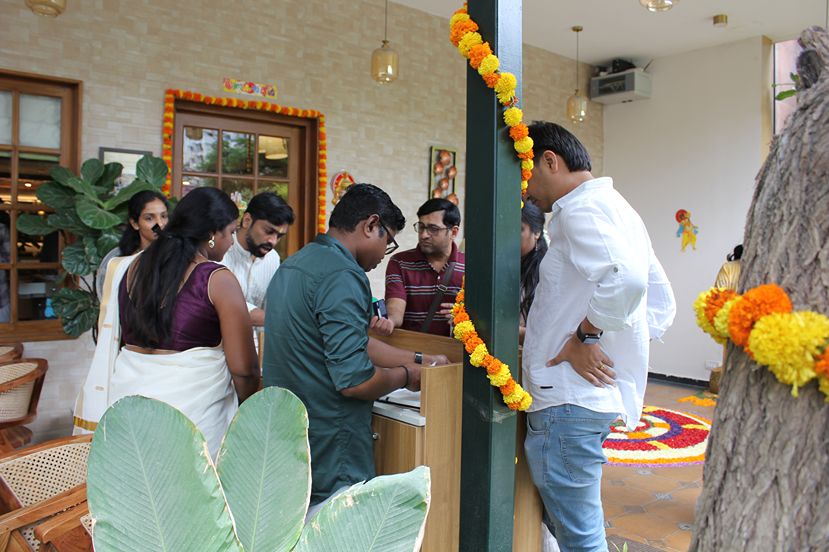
[15,154,167,337]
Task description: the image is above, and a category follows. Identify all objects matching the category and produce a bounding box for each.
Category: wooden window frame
[0,69,82,342]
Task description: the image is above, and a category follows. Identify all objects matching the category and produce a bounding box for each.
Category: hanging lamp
[566,26,588,124]
[639,0,679,13]
[26,0,66,16]
[370,0,399,83]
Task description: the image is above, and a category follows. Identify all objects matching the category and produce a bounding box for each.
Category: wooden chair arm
[33,500,89,544]
[0,483,86,534]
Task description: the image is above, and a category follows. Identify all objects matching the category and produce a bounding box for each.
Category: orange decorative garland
[448,4,533,411]
[162,89,327,232]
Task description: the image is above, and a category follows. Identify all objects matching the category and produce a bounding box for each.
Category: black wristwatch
[414,351,423,364]
[576,325,602,345]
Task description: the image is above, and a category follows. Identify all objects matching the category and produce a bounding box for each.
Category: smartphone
[372,298,388,319]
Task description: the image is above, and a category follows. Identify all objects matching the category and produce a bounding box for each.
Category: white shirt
[221,234,281,320]
[522,177,675,428]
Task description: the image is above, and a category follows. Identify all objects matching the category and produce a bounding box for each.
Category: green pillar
[459,1,522,550]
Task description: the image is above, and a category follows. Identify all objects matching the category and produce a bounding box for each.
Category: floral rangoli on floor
[603,406,711,467]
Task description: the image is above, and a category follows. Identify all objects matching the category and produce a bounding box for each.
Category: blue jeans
[524,404,619,552]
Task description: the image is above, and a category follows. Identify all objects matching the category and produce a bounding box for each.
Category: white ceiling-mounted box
[589,68,652,104]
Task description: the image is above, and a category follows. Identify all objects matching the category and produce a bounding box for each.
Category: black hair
[118,190,169,255]
[520,201,547,321]
[329,183,405,233]
[727,244,743,262]
[245,192,295,227]
[416,198,461,228]
[123,187,239,348]
[527,121,592,172]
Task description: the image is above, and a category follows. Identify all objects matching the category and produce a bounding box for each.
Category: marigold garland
[695,284,829,401]
[447,4,533,411]
[162,89,327,233]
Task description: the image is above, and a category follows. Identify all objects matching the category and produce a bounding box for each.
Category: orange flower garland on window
[448,4,533,411]
[695,284,829,399]
[162,89,327,233]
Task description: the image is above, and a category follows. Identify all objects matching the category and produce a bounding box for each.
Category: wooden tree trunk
[690,27,829,552]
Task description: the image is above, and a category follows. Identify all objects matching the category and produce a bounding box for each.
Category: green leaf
[62,242,93,276]
[76,197,122,230]
[97,230,121,258]
[84,236,102,267]
[48,209,95,236]
[81,158,105,187]
[16,213,56,236]
[99,162,124,191]
[63,176,100,203]
[61,305,98,337]
[103,179,161,211]
[36,181,76,210]
[51,287,95,320]
[294,466,431,552]
[216,387,311,552]
[775,89,797,101]
[87,397,244,552]
[136,155,168,188]
[50,166,76,186]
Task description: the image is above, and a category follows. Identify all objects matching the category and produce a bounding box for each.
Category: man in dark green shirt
[263,183,422,506]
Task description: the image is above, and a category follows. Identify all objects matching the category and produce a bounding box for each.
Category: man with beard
[222,192,294,329]
[384,198,465,337]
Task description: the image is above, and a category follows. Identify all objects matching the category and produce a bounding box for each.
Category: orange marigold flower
[465,336,483,354]
[455,289,465,303]
[521,169,532,181]
[509,123,529,141]
[486,360,502,375]
[450,20,479,46]
[483,73,501,89]
[816,349,829,378]
[704,288,738,326]
[508,401,521,411]
[728,284,793,347]
[454,311,470,324]
[468,43,492,69]
[517,150,535,160]
[500,379,516,395]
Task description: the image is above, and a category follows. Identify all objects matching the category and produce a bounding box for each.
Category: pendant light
[566,26,588,124]
[370,0,399,83]
[639,0,679,13]
[26,0,66,16]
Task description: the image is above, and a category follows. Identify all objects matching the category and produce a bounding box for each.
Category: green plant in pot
[87,387,431,551]
[15,155,167,338]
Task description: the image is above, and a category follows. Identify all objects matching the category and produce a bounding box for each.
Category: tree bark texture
[691,27,829,552]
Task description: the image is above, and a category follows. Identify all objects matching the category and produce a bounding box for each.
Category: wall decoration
[162,89,327,233]
[222,77,277,99]
[429,146,459,205]
[675,209,698,252]
[99,147,153,191]
[330,171,356,206]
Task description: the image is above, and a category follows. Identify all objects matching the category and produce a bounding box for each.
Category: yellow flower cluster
[695,285,829,400]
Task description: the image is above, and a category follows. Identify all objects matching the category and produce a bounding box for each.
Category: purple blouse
[119,261,225,351]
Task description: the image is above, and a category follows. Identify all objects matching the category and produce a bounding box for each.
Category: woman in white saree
[74,188,260,457]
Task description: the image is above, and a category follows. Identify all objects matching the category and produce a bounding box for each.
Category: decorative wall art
[429,147,459,205]
[222,77,277,99]
[330,171,356,206]
[675,209,699,252]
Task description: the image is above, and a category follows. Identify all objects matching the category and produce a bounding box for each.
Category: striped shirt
[385,243,465,336]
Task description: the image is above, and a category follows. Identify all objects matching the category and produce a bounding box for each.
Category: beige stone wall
[1,0,601,442]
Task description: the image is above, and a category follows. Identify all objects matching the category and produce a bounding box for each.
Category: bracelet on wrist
[400,365,409,388]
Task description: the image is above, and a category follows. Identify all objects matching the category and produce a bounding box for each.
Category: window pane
[18,152,60,205]
[222,131,255,175]
[183,127,218,173]
[0,92,11,145]
[258,136,289,178]
[20,94,61,149]
[181,175,217,196]
[220,178,254,212]
[17,269,60,321]
[258,181,288,202]
[0,151,10,204]
[0,270,9,323]
[17,213,59,262]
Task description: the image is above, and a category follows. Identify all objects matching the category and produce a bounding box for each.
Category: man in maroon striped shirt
[385,198,465,336]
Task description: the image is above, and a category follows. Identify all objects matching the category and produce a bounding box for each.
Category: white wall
[604,37,771,381]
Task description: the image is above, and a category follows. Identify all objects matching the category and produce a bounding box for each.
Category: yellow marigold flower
[495,72,517,94]
[748,311,829,396]
[713,297,738,342]
[488,365,511,387]
[513,136,534,154]
[521,181,528,192]
[458,32,483,57]
[504,389,524,404]
[694,289,725,344]
[470,343,489,367]
[518,392,533,410]
[453,320,475,340]
[503,106,523,127]
[521,159,534,171]
[450,12,470,27]
[477,54,500,76]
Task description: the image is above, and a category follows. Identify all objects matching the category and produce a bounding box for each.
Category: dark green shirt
[263,233,375,504]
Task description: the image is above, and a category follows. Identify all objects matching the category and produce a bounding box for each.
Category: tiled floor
[602,379,715,552]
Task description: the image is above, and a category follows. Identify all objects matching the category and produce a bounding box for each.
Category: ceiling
[392,0,828,66]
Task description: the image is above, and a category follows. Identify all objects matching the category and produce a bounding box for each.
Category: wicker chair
[0,346,23,366]
[0,360,47,454]
[0,435,92,552]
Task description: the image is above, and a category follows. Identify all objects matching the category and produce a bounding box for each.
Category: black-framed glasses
[379,220,399,255]
[413,222,451,236]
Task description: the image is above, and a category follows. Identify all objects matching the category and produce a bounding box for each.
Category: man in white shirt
[222,192,294,328]
[522,122,675,552]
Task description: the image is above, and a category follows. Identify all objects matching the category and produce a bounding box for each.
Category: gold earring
[208,236,215,249]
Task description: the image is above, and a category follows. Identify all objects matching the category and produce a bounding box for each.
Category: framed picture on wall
[98,147,152,190]
[428,146,459,204]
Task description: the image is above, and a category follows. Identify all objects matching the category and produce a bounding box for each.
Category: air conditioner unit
[589,68,652,104]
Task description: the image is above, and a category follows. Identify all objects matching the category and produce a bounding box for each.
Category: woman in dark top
[519,201,547,344]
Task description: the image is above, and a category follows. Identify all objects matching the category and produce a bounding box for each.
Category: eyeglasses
[413,222,452,236]
[379,220,399,255]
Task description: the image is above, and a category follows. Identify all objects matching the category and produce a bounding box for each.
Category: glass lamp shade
[371,41,399,83]
[26,0,66,16]
[566,91,588,123]
[639,0,678,12]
